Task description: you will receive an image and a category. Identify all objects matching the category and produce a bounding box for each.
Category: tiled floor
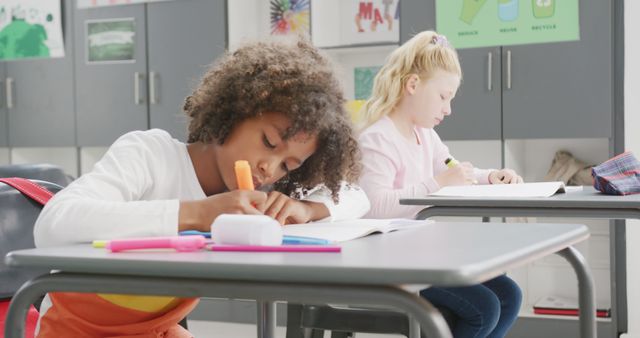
[187,320,405,337]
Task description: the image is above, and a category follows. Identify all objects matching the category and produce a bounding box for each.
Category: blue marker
[179,230,211,238]
[282,235,330,245]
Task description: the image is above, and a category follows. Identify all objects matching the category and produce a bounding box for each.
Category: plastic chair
[285,302,456,338]
[0,180,63,338]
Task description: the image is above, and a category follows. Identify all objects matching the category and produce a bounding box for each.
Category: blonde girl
[358,31,522,338]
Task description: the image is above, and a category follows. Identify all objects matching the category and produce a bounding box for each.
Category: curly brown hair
[184,37,361,201]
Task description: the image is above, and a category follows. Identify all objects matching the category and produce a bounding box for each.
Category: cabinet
[401,0,612,141]
[146,0,227,141]
[1,1,76,147]
[74,4,148,146]
[74,0,226,146]
[0,66,7,147]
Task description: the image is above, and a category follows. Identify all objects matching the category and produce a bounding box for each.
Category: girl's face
[216,112,318,190]
[406,69,460,129]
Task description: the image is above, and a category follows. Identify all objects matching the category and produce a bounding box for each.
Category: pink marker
[106,235,207,252]
[209,244,341,253]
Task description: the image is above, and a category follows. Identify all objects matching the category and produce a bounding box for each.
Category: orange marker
[235,160,255,190]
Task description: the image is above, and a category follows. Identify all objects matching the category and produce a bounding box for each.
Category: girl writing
[34,37,369,337]
[358,31,523,338]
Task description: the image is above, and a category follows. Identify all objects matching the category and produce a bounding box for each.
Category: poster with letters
[312,0,399,48]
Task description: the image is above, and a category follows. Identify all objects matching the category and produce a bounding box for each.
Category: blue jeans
[420,275,522,338]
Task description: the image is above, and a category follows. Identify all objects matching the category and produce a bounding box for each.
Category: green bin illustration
[532,0,555,18]
[460,0,488,24]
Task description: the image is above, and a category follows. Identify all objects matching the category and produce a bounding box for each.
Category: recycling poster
[436,0,580,49]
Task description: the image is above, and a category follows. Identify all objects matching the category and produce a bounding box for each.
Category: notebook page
[282,219,432,242]
[429,181,566,198]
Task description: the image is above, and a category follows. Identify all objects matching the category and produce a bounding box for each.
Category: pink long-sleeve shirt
[359,116,493,219]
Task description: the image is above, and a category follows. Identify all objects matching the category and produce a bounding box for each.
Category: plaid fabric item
[592,151,640,195]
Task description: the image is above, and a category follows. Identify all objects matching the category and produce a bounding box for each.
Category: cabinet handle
[149,71,157,104]
[487,52,493,91]
[134,72,144,105]
[506,50,512,90]
[6,77,13,109]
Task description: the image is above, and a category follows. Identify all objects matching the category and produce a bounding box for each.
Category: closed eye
[281,162,290,173]
[262,134,276,149]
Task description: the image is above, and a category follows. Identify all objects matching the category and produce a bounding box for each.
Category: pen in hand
[445,157,478,184]
[235,160,255,190]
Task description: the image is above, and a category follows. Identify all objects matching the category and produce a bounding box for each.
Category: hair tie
[432,34,452,48]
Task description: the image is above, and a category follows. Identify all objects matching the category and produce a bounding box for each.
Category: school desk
[4,222,593,338]
[401,186,639,337]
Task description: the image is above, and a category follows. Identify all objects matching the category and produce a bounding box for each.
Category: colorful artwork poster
[436,0,580,49]
[354,66,381,100]
[343,0,399,45]
[0,0,65,61]
[87,19,135,63]
[270,0,310,35]
[77,0,171,9]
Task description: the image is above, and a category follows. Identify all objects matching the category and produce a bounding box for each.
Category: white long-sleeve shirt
[34,129,370,247]
[358,116,493,219]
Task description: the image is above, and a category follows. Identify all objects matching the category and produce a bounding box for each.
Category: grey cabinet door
[502,0,612,139]
[147,0,227,141]
[6,0,75,147]
[400,0,434,43]
[437,47,502,140]
[74,3,148,146]
[0,64,7,147]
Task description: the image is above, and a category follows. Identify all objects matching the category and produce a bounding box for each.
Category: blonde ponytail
[358,31,462,131]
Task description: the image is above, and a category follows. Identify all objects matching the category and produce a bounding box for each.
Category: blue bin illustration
[498,0,519,22]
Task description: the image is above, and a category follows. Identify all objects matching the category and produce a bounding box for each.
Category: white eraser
[211,214,282,246]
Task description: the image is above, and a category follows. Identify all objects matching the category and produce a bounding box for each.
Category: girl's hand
[489,169,524,184]
[258,191,329,225]
[435,161,475,187]
[178,190,267,232]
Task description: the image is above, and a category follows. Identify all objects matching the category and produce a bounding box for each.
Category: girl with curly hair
[33,37,369,337]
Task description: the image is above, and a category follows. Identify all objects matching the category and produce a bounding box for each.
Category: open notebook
[430,181,582,198]
[282,219,433,243]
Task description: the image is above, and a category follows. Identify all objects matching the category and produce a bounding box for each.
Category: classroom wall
[623,0,639,337]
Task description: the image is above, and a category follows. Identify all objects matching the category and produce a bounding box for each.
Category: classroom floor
[187,320,403,337]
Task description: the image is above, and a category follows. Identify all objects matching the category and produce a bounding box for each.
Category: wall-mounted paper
[354,66,381,100]
[270,0,310,36]
[0,0,65,60]
[86,19,135,63]
[77,0,171,8]
[436,0,580,49]
[312,0,399,48]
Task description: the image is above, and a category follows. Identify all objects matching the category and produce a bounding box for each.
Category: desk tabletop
[6,222,588,287]
[401,186,640,209]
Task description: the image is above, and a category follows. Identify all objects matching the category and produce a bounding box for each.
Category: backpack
[0,178,61,338]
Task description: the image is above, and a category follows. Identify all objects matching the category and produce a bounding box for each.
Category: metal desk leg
[6,273,454,338]
[557,246,597,338]
[409,314,420,338]
[257,301,276,338]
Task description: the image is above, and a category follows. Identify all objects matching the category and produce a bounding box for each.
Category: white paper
[282,218,432,243]
[0,0,65,60]
[429,181,567,198]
